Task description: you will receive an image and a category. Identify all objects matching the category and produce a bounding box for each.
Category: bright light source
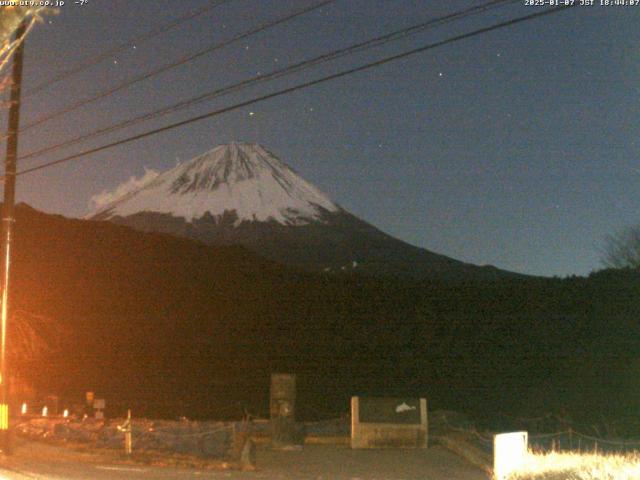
[42,406,48,417]
[63,409,69,418]
[494,431,528,480]
[20,402,26,415]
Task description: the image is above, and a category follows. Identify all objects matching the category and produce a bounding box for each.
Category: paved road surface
[0,440,489,479]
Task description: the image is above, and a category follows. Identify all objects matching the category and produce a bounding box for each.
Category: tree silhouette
[602,226,640,269]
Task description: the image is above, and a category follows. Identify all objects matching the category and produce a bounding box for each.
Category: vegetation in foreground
[509,451,640,480]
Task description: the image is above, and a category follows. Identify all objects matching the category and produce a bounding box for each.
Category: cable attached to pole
[11,5,576,180]
[24,0,235,97]
[17,0,336,134]
[17,0,519,164]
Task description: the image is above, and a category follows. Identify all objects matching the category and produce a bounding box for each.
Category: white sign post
[493,431,528,480]
[117,409,132,455]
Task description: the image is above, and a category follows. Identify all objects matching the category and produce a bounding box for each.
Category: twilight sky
[1,0,638,277]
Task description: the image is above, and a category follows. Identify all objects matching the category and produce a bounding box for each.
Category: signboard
[270,374,296,419]
[351,396,427,449]
[270,374,297,447]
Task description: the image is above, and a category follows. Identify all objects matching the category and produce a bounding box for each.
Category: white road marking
[95,466,148,473]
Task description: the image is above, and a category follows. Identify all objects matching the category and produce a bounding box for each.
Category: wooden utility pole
[0,20,28,455]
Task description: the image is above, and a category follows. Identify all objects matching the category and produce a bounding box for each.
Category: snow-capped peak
[89,142,340,226]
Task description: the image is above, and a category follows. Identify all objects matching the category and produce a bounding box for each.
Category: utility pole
[0,20,28,455]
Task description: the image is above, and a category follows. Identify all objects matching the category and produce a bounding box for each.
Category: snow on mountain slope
[90,142,340,226]
[89,141,520,279]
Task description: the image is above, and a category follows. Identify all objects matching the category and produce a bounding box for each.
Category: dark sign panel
[358,397,421,424]
[270,373,296,419]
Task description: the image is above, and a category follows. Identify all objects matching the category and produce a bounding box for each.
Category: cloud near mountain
[88,167,159,215]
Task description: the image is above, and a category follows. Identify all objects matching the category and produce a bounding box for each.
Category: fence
[434,412,640,457]
[529,429,640,455]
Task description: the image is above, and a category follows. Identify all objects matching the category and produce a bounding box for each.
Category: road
[0,439,489,479]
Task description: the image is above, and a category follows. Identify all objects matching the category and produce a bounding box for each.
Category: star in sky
[17,0,638,277]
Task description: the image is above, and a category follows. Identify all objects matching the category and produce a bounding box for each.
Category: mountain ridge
[90,142,522,279]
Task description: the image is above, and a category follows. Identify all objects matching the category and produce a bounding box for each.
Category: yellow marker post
[0,404,7,430]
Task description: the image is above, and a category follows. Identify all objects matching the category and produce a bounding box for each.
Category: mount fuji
[89,142,512,279]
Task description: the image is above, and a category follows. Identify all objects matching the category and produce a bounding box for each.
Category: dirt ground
[253,444,490,480]
[0,439,490,479]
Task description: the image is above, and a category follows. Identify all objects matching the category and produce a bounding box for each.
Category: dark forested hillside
[8,205,640,431]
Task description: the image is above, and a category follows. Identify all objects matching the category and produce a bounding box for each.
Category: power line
[11,6,576,180]
[24,0,234,97]
[17,0,336,134]
[19,0,519,163]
